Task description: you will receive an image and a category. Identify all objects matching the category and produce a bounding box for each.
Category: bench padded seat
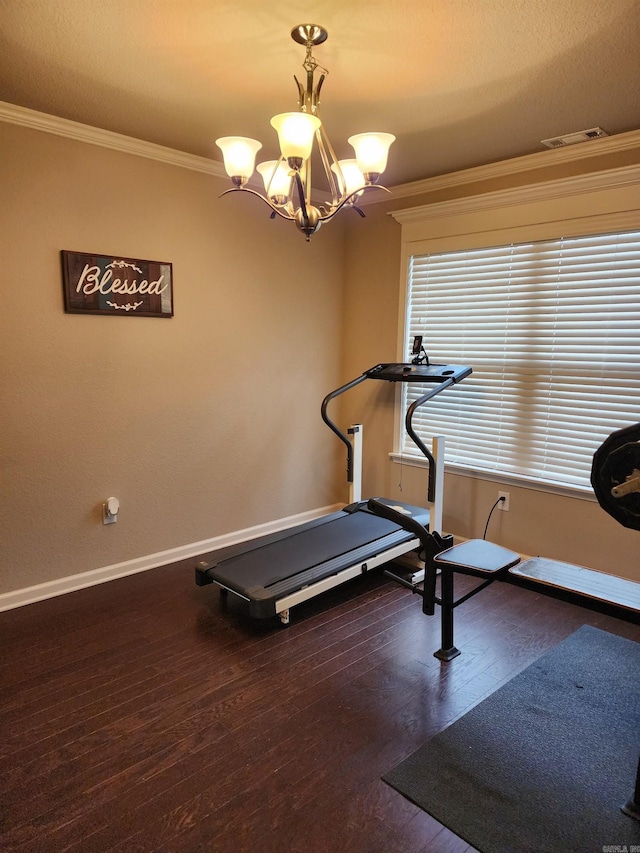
[434,539,521,575]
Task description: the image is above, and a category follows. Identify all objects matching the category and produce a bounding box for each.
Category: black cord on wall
[483,496,506,539]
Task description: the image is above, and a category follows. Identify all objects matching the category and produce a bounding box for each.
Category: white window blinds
[402,230,640,491]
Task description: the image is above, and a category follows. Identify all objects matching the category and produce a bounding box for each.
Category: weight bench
[367,499,640,661]
[431,540,640,660]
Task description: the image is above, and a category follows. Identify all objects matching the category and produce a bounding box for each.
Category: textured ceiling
[1,0,640,185]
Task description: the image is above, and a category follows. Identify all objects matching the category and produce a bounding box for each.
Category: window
[402,230,640,492]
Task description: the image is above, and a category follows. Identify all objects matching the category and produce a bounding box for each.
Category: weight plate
[591,423,640,530]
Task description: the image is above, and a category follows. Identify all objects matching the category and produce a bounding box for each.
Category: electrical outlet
[498,491,510,512]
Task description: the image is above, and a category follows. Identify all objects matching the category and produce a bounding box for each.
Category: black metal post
[434,567,461,661]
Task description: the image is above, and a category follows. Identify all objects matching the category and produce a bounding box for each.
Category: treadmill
[195,350,471,624]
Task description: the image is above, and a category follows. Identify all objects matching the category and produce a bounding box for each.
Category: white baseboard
[0,504,343,613]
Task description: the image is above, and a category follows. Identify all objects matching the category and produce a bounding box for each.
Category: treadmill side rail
[270,536,421,623]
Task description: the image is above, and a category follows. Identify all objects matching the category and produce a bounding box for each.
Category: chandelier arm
[316,127,342,207]
[315,184,391,224]
[217,179,390,227]
[218,187,296,221]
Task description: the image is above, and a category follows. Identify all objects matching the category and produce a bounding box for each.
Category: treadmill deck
[196,500,430,619]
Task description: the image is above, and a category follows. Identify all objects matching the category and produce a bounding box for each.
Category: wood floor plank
[0,557,636,853]
[0,593,424,842]
[0,591,419,810]
[0,575,401,753]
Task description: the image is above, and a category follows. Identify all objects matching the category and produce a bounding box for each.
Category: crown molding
[0,100,227,178]
[2,100,639,202]
[390,162,640,224]
[384,128,640,203]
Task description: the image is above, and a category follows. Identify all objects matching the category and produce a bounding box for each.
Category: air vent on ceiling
[541,127,609,149]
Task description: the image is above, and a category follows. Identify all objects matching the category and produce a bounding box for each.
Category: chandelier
[215,24,395,241]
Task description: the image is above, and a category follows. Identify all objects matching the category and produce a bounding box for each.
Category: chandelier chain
[302,42,329,79]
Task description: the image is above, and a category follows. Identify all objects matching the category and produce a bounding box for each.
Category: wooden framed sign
[61,251,173,317]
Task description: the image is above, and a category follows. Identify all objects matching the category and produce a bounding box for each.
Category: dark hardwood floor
[1,558,638,852]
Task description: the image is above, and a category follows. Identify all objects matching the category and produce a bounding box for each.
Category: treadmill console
[365,363,472,383]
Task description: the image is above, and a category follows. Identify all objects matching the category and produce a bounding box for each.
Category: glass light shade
[256,160,292,201]
[270,112,321,162]
[348,132,396,179]
[331,159,366,196]
[215,136,262,181]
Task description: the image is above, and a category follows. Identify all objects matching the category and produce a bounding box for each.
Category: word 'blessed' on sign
[61,251,173,317]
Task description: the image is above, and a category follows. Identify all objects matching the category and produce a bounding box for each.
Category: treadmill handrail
[322,364,468,488]
[321,373,368,482]
[405,377,455,502]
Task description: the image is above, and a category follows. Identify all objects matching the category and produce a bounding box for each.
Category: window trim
[388,163,640,495]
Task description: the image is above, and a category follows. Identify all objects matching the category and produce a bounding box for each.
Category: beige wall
[1,117,639,605]
[341,154,640,582]
[0,122,347,596]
